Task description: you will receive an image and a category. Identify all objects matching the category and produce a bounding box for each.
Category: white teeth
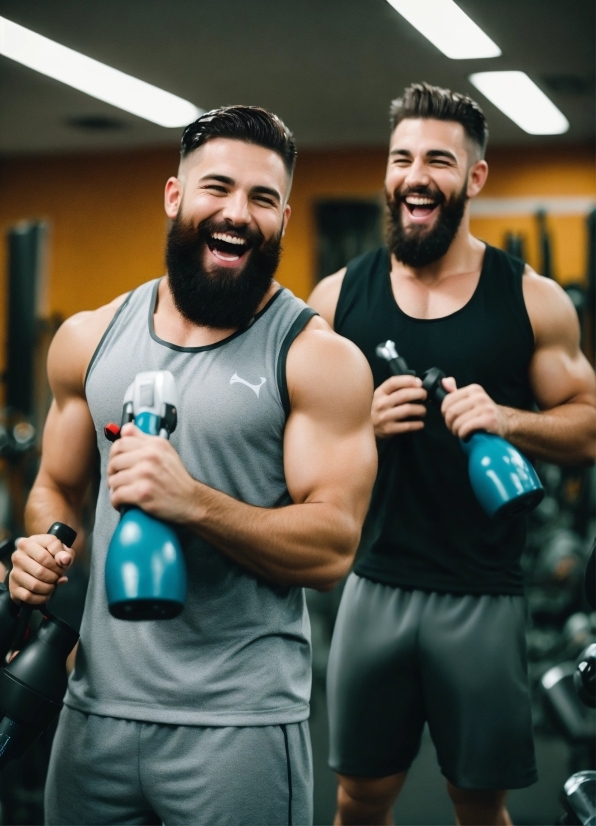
[211,232,247,246]
[405,197,436,206]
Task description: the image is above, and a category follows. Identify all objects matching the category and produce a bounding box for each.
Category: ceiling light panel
[386,0,501,59]
[0,15,201,128]
[470,71,570,135]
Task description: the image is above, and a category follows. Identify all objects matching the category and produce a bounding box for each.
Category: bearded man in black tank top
[309,83,596,826]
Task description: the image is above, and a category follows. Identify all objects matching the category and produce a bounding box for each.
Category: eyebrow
[199,174,282,203]
[390,148,459,163]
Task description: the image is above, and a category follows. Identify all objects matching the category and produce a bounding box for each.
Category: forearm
[24,479,86,556]
[184,481,360,591]
[504,402,596,465]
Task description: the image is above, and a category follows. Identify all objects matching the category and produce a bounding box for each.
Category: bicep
[283,332,377,518]
[36,320,99,500]
[529,344,596,410]
[36,396,98,502]
[524,275,596,410]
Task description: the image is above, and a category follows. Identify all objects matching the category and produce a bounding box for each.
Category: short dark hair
[389,82,489,159]
[180,105,297,176]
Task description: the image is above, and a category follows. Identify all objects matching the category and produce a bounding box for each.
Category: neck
[154,278,280,348]
[390,209,485,284]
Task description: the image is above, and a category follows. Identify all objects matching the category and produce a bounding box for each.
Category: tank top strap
[475,244,534,351]
[84,279,157,390]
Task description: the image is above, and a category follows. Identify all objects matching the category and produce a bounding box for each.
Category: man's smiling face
[163,138,292,329]
[166,137,291,271]
[385,118,471,231]
[384,118,486,267]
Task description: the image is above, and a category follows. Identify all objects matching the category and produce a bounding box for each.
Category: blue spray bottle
[104,371,187,619]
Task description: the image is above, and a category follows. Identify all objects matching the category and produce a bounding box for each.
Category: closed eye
[203,184,228,194]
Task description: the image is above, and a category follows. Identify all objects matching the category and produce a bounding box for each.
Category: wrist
[180,478,206,528]
[499,406,517,439]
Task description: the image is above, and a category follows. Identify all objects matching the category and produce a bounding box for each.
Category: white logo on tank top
[230,373,267,398]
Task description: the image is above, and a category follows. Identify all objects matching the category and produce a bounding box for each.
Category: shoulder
[48,292,130,398]
[286,320,373,421]
[521,265,579,349]
[306,268,346,328]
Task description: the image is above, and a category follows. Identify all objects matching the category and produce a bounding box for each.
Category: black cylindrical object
[0,583,21,661]
[0,522,78,770]
[422,367,449,407]
[375,341,416,376]
[6,222,46,418]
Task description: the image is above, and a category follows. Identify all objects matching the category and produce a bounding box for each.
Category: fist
[372,374,427,438]
[107,423,196,524]
[10,534,74,605]
[441,379,509,440]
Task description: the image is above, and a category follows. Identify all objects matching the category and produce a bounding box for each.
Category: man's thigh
[327,574,427,777]
[420,591,538,790]
[142,721,312,826]
[45,707,157,825]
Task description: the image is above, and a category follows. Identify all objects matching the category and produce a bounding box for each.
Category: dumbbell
[376,342,544,519]
[104,371,187,621]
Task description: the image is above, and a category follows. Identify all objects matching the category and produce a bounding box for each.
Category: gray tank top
[65,279,317,725]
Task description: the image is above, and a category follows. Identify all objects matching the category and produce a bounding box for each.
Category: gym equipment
[573,643,596,709]
[504,231,525,261]
[536,209,553,280]
[0,522,78,771]
[104,371,186,621]
[562,772,596,826]
[376,341,544,519]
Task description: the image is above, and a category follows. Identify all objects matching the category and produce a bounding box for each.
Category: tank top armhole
[513,257,536,349]
[84,291,133,391]
[276,308,319,418]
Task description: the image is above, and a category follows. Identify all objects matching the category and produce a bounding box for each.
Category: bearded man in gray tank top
[309,83,596,826]
[9,106,377,826]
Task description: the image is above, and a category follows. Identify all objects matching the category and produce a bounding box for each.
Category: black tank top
[335,244,535,595]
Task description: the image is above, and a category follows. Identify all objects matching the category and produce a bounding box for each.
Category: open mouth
[402,194,441,221]
[207,231,251,263]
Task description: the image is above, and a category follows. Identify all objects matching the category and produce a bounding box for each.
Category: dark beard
[165,214,282,329]
[386,182,468,268]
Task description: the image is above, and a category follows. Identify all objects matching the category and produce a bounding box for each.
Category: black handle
[47,522,77,550]
[9,523,77,652]
[422,367,449,408]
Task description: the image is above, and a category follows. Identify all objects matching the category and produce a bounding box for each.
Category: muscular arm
[10,298,125,603]
[108,320,377,591]
[442,269,596,465]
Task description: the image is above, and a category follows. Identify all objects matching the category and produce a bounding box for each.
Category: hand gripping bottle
[376,341,544,519]
[421,366,544,519]
[104,371,187,620]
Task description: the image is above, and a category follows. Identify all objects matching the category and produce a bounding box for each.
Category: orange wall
[0,142,593,354]
[470,145,596,282]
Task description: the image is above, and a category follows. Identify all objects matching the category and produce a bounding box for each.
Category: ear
[164,177,182,220]
[467,160,488,199]
[281,204,291,237]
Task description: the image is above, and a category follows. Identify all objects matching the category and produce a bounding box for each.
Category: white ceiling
[0,0,593,156]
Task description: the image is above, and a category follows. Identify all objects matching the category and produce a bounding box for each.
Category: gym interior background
[0,1,594,823]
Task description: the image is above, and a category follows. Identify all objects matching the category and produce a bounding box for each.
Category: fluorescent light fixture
[386,0,501,59]
[470,71,569,135]
[0,15,201,127]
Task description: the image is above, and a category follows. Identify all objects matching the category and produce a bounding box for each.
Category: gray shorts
[327,573,538,790]
[45,707,313,825]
